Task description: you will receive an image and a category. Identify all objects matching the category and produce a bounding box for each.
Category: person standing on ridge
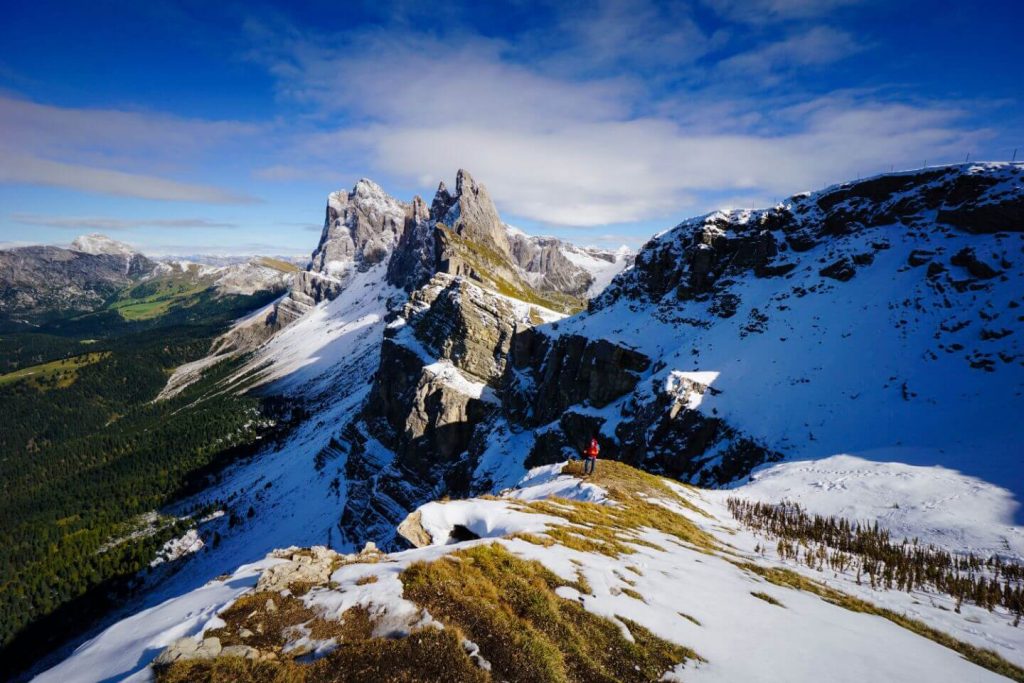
[583,436,600,475]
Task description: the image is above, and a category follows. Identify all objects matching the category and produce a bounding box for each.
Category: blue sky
[0,0,1021,256]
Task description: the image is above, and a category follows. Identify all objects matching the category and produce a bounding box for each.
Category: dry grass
[401,542,700,683]
[437,226,585,315]
[678,612,702,626]
[512,461,717,558]
[620,587,646,602]
[157,591,487,683]
[750,591,784,607]
[158,628,488,683]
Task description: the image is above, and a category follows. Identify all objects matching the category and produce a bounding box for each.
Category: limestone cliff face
[386,195,434,293]
[338,273,529,546]
[506,233,593,297]
[311,179,408,275]
[283,179,408,324]
[386,170,602,313]
[434,169,511,259]
[217,179,410,351]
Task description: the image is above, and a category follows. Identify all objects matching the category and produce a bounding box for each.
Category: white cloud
[0,156,257,204]
[0,95,261,203]
[548,0,724,72]
[8,214,240,231]
[716,26,863,78]
[703,0,867,23]
[254,22,985,227]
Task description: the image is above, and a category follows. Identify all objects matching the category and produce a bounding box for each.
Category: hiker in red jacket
[583,437,600,475]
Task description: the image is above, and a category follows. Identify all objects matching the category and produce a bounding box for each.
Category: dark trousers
[584,457,596,475]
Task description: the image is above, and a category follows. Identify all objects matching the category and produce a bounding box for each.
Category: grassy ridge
[0,351,109,390]
[438,225,586,315]
[158,544,698,683]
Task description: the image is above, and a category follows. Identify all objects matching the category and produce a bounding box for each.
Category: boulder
[152,636,221,666]
[221,644,259,660]
[257,546,340,593]
[397,510,433,548]
[950,247,999,279]
[819,257,856,282]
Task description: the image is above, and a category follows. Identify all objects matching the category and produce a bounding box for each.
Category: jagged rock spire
[430,181,454,220]
[434,168,511,258]
[387,194,437,292]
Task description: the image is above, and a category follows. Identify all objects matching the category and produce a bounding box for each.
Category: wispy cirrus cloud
[0,95,262,203]
[0,156,258,204]
[9,213,239,231]
[702,0,869,23]
[716,26,865,80]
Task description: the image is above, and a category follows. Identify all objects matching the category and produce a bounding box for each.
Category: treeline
[0,291,293,675]
[0,333,86,373]
[727,498,1023,625]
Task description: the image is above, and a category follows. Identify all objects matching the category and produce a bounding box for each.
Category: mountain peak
[69,233,138,257]
[436,169,510,258]
[454,168,477,196]
[313,179,408,276]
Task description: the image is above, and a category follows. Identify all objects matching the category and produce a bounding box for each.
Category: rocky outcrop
[338,274,527,546]
[257,546,342,593]
[506,329,651,426]
[152,636,230,666]
[506,232,627,297]
[386,195,434,292]
[396,510,432,548]
[312,179,408,274]
[433,170,511,259]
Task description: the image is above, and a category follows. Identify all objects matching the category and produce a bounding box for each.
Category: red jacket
[585,438,600,459]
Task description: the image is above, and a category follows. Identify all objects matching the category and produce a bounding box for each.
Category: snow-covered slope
[560,242,634,296]
[37,461,1022,683]
[732,455,1023,560]
[532,163,1024,498]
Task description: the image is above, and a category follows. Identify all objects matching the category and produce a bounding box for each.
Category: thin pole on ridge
[1014,148,1018,162]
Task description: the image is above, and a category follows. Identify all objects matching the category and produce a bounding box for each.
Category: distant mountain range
[0,234,301,330]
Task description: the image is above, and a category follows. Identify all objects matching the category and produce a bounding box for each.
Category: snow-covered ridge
[547,162,1024,497]
[69,233,139,257]
[37,460,1022,683]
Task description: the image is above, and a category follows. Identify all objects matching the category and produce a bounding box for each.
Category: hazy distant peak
[70,233,139,257]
